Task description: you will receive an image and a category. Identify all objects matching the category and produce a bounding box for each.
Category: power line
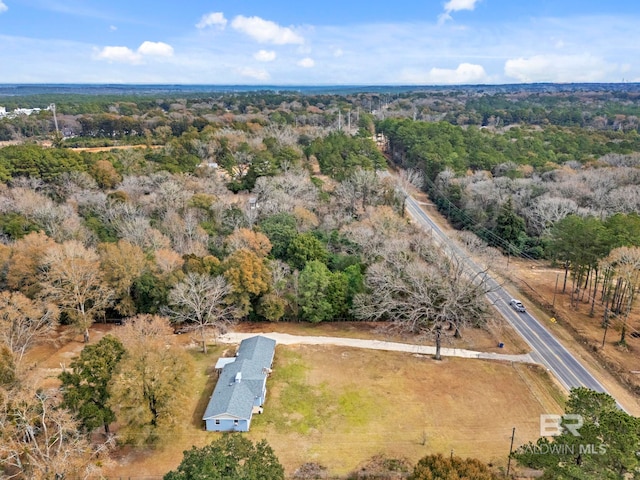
[416,173,640,340]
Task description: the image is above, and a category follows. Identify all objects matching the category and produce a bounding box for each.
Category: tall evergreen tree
[59,335,125,433]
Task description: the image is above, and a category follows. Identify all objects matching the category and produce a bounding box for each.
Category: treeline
[378,118,640,259]
[3,85,640,144]
[463,92,640,129]
[304,131,386,180]
[379,118,640,175]
[549,214,640,345]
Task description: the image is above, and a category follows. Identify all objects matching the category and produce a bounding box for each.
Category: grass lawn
[249,345,563,476]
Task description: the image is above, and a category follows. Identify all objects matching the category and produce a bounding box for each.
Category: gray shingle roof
[203,335,276,421]
[236,335,276,367]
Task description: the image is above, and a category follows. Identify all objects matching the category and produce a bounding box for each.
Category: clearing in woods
[27,322,563,478]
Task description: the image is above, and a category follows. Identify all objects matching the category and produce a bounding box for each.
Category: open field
[249,345,563,476]
[25,323,563,479]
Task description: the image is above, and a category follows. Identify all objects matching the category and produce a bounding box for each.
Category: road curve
[401,190,621,408]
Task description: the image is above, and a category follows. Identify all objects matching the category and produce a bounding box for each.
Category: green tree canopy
[493,197,526,253]
[297,260,348,323]
[164,434,284,480]
[305,131,385,180]
[286,232,328,270]
[259,213,298,260]
[513,387,640,479]
[59,335,125,433]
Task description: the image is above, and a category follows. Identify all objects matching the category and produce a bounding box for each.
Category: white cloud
[429,63,487,84]
[138,41,174,57]
[196,12,227,29]
[237,67,270,81]
[402,63,488,84]
[254,50,276,62]
[231,15,304,45]
[0,1,7,13]
[333,48,344,57]
[95,41,174,64]
[95,46,141,64]
[109,25,117,31]
[439,0,480,23]
[504,54,615,82]
[297,57,315,68]
[444,0,480,12]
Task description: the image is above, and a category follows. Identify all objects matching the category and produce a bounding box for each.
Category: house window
[215,419,220,425]
[234,420,239,426]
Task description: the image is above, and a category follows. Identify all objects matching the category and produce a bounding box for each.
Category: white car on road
[509,299,526,312]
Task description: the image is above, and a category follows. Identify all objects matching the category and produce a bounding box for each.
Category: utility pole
[50,103,59,135]
[506,427,516,477]
[552,273,560,308]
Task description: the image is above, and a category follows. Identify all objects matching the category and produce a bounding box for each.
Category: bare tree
[0,291,59,371]
[161,209,209,256]
[39,241,114,343]
[398,167,424,191]
[522,196,578,236]
[354,254,491,360]
[163,273,238,353]
[0,384,112,479]
[340,206,413,259]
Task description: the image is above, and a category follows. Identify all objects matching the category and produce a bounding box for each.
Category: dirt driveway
[219,331,536,363]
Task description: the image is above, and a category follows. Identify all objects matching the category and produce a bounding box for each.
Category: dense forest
[1,85,640,478]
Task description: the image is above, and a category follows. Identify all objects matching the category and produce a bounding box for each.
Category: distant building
[0,105,52,119]
[13,107,41,116]
[202,335,276,432]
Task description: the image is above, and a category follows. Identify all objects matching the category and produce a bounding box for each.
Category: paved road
[402,190,617,404]
[218,332,536,363]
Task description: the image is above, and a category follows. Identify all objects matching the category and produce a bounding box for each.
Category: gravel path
[218,332,537,364]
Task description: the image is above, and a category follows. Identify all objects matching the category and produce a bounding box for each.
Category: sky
[0,0,639,85]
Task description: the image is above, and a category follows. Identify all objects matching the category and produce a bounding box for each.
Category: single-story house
[202,335,276,432]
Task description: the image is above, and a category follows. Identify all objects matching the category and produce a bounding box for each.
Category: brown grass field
[27,322,563,479]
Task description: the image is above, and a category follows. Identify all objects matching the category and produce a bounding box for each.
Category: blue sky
[1,0,639,85]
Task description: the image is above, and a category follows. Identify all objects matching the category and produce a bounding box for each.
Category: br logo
[540,414,584,437]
